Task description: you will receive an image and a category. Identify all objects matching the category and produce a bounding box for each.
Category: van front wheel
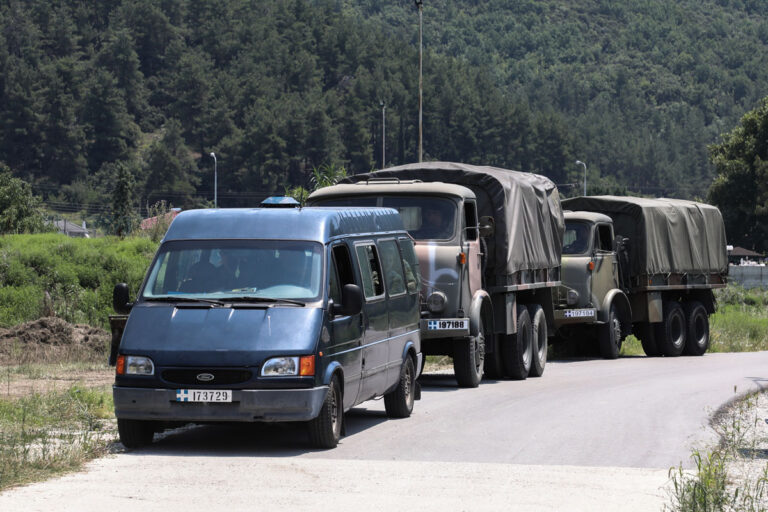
[117,418,155,449]
[308,376,342,449]
[384,356,415,418]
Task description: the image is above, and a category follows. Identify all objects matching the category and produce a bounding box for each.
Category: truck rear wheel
[117,418,155,449]
[635,322,660,357]
[503,305,532,380]
[683,301,709,356]
[655,301,686,357]
[483,334,505,379]
[528,305,547,377]
[453,319,485,388]
[598,304,622,359]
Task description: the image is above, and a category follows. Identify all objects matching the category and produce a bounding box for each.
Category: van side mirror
[331,284,363,317]
[479,216,495,237]
[113,283,133,315]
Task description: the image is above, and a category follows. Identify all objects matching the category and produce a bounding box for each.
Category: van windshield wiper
[146,296,226,306]
[225,296,306,307]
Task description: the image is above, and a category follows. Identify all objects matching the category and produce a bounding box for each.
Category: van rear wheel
[503,305,532,380]
[117,418,155,449]
[453,319,485,388]
[308,376,342,449]
[384,356,415,418]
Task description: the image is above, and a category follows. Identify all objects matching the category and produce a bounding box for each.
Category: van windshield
[563,222,591,255]
[142,240,324,301]
[316,196,457,241]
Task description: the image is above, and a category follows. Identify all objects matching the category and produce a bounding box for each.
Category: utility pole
[576,160,587,196]
[210,152,218,208]
[415,0,423,162]
[380,101,386,168]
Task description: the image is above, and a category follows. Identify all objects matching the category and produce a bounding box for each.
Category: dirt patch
[0,370,114,399]
[0,317,109,365]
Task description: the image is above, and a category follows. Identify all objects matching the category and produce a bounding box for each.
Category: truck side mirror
[113,283,133,315]
[479,216,495,237]
[331,284,363,316]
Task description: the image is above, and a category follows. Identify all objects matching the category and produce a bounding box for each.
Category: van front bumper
[113,386,328,423]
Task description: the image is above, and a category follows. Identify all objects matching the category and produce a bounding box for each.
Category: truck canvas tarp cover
[561,196,728,276]
[344,162,564,280]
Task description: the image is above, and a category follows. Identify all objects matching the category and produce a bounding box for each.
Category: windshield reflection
[142,240,323,301]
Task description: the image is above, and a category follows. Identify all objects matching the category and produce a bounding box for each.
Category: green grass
[0,384,115,491]
[0,234,157,329]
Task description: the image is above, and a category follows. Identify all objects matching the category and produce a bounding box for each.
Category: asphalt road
[2,351,767,511]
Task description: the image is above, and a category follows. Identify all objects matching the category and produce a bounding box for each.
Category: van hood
[119,304,323,367]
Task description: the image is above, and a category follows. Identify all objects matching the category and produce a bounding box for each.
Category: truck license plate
[175,389,232,402]
[428,319,469,330]
[563,309,595,318]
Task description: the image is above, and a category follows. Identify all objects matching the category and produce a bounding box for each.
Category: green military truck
[308,162,564,387]
[555,196,728,358]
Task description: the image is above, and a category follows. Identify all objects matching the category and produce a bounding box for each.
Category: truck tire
[598,304,622,359]
[635,322,660,357]
[528,304,548,377]
[453,317,485,388]
[308,376,342,449]
[502,305,532,380]
[483,334,505,379]
[117,418,155,449]
[683,301,709,356]
[655,301,686,357]
[384,355,416,418]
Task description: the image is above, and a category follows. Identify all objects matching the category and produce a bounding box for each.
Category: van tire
[308,376,342,449]
[528,305,548,377]
[117,418,155,449]
[683,301,709,356]
[655,301,686,357]
[503,305,532,380]
[635,322,660,357]
[598,304,622,359]
[453,319,485,388]
[384,356,416,418]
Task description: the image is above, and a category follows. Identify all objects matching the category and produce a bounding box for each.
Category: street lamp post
[576,160,587,196]
[210,152,218,208]
[415,0,423,163]
[380,101,386,168]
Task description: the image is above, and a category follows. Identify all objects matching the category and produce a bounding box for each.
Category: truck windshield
[315,196,457,241]
[141,240,323,301]
[563,222,591,255]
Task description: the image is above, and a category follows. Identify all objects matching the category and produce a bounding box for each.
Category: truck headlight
[426,291,447,314]
[116,355,155,375]
[567,289,579,306]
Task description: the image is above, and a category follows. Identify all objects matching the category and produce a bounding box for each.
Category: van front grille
[161,369,253,386]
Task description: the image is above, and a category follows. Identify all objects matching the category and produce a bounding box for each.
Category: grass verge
[0,384,116,492]
[666,391,768,511]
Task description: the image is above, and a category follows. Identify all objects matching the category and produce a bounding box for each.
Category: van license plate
[428,319,469,330]
[175,390,232,402]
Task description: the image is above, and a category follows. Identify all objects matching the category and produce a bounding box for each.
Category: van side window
[398,238,420,294]
[378,240,406,296]
[330,244,354,304]
[355,244,384,299]
[597,224,613,252]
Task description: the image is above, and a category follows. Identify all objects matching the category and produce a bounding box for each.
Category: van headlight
[261,357,299,376]
[116,355,155,375]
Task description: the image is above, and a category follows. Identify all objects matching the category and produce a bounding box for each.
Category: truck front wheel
[598,304,622,359]
[683,301,709,356]
[453,319,485,388]
[655,301,686,357]
[503,305,532,380]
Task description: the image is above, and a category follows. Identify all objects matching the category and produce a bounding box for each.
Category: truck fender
[600,289,632,338]
[469,290,494,337]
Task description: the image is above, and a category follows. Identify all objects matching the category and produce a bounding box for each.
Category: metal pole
[210,152,218,208]
[576,160,587,196]
[416,0,423,163]
[381,101,386,168]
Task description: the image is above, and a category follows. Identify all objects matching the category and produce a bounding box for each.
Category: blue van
[110,207,422,449]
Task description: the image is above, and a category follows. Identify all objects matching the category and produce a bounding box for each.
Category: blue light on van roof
[261,196,300,208]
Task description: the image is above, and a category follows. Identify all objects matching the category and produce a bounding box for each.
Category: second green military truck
[554,196,728,358]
